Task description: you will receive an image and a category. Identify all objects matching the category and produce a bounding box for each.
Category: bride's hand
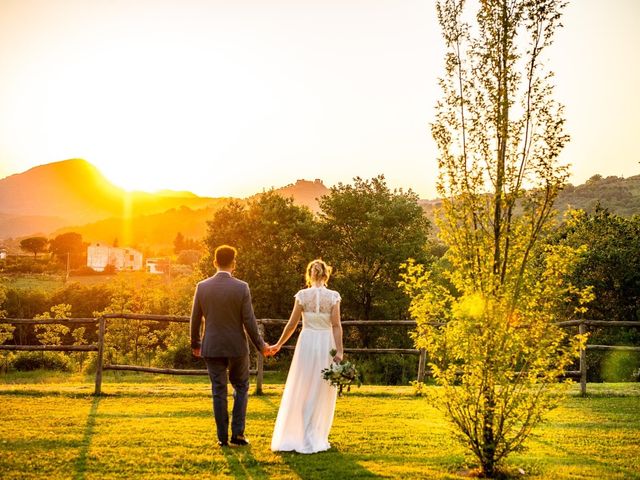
[333,352,343,363]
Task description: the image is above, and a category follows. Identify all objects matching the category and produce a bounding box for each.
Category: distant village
[86,243,165,274]
[0,242,169,274]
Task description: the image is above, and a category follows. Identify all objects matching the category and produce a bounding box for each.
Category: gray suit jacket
[190,272,265,357]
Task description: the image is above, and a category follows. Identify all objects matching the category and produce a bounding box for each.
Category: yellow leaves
[507,310,521,328]
[453,293,485,321]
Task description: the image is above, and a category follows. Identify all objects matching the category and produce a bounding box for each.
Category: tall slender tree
[402,1,592,475]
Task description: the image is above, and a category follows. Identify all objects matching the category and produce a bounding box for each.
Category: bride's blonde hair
[305,259,332,287]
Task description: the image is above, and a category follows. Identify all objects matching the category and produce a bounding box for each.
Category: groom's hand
[262,343,272,357]
[192,347,201,358]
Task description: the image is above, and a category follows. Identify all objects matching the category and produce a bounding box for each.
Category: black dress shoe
[230,436,249,446]
[218,440,229,447]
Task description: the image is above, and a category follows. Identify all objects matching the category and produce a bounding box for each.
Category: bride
[269,259,343,454]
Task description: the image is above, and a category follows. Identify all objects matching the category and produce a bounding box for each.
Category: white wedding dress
[271,286,341,453]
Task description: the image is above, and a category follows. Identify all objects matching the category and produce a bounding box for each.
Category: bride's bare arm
[275,301,303,349]
[331,301,343,362]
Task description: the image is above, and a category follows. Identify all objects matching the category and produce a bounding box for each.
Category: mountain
[0,158,332,243]
[0,159,123,224]
[0,159,220,238]
[0,212,69,239]
[259,179,330,213]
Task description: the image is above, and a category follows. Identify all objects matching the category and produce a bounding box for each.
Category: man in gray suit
[190,244,271,447]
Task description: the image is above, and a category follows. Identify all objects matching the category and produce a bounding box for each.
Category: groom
[190,244,271,447]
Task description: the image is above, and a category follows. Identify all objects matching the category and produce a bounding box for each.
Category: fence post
[417,348,427,383]
[579,321,587,397]
[94,317,106,396]
[255,323,264,395]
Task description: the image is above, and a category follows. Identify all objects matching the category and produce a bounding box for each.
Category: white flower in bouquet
[321,349,361,396]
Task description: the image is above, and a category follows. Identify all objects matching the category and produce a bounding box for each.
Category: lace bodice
[294,287,341,330]
[294,286,341,314]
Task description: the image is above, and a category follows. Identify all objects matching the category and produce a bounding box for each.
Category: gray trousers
[204,355,250,442]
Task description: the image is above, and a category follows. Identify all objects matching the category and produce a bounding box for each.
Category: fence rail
[1,315,638,396]
[0,345,98,352]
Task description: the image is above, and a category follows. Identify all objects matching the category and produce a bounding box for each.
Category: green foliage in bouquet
[321,349,362,396]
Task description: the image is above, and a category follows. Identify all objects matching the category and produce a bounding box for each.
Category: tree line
[0,175,433,384]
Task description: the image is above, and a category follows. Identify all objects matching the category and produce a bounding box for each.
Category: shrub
[601,351,640,382]
[353,354,418,385]
[11,351,72,372]
[70,266,98,276]
[81,352,99,374]
[155,338,204,370]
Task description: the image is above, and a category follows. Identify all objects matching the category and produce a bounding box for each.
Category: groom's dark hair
[214,245,237,268]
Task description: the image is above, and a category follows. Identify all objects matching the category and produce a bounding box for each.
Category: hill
[419,174,640,224]
[254,179,330,213]
[0,159,122,227]
[55,202,232,252]
[63,179,331,248]
[557,174,640,216]
[0,159,220,239]
[3,159,637,246]
[0,212,70,238]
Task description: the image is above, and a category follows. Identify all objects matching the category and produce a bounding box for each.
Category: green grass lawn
[0,274,65,291]
[0,373,639,479]
[0,273,118,292]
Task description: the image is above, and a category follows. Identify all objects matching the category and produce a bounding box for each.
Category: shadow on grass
[529,429,640,479]
[276,446,382,480]
[73,395,101,480]
[0,388,97,399]
[0,387,286,400]
[221,446,271,480]
[253,394,280,412]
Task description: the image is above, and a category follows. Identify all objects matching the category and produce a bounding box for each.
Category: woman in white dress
[270,259,343,454]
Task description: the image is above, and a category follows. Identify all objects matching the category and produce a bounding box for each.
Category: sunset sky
[0,0,638,198]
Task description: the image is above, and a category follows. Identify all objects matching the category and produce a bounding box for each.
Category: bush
[155,338,204,370]
[81,352,99,374]
[103,264,117,274]
[601,350,640,382]
[70,266,98,276]
[176,249,202,266]
[353,354,419,385]
[0,256,59,274]
[11,351,72,372]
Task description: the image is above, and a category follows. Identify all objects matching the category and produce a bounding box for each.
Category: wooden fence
[1,315,638,396]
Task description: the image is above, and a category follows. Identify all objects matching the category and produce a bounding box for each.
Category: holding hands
[262,343,281,358]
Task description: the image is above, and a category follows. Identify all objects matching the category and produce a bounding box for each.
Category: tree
[555,206,640,322]
[173,232,185,253]
[19,237,49,258]
[95,273,182,365]
[49,232,86,268]
[176,249,202,266]
[34,304,72,346]
[401,1,590,476]
[318,175,430,326]
[552,206,640,381]
[200,192,318,319]
[174,232,201,253]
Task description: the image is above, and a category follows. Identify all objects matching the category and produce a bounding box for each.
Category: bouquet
[321,349,361,396]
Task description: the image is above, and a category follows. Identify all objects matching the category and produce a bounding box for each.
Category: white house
[87,243,143,272]
[146,258,162,274]
[0,248,7,260]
